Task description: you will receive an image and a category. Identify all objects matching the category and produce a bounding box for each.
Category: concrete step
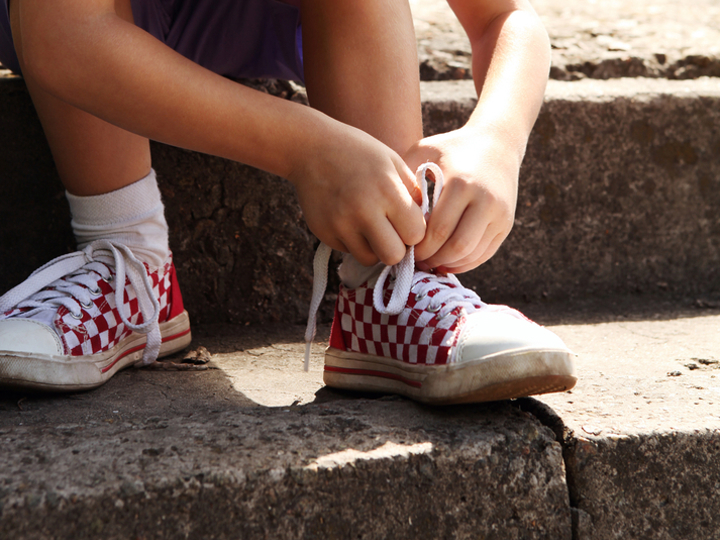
[1,76,719,324]
[413,0,720,82]
[2,299,719,539]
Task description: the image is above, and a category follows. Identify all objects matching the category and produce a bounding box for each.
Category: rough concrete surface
[0,326,571,540]
[2,301,720,539]
[412,0,720,81]
[531,305,720,540]
[478,77,720,304]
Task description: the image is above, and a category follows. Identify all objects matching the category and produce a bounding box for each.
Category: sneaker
[322,266,576,404]
[0,240,191,392]
[304,163,576,404]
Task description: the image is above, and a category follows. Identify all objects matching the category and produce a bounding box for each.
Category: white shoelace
[304,162,482,370]
[0,240,161,365]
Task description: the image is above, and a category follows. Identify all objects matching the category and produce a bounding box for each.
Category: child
[0,0,576,402]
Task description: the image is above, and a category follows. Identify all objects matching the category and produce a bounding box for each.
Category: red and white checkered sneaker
[0,240,191,392]
[304,163,576,404]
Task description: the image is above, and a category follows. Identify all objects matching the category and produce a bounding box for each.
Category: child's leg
[9,0,150,196]
[0,0,188,392]
[300,0,423,157]
[10,0,169,267]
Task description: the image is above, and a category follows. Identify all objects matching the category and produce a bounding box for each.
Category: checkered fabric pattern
[336,275,482,365]
[58,259,173,356]
[2,258,174,357]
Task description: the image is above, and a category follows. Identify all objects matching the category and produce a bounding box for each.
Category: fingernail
[416,261,430,272]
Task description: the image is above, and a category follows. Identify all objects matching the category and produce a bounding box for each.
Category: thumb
[393,154,422,206]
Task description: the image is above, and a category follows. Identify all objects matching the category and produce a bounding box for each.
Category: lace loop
[372,162,443,315]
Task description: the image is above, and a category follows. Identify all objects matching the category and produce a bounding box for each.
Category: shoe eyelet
[426,304,441,313]
[435,312,447,321]
[414,292,426,302]
[102,274,114,283]
[89,287,101,296]
[80,299,94,310]
[70,311,83,320]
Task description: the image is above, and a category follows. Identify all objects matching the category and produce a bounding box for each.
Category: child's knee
[8,0,84,91]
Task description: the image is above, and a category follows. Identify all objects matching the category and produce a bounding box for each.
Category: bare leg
[9,0,150,196]
[11,0,424,265]
[300,0,423,156]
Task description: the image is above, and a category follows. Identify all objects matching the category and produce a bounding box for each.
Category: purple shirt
[0,0,304,82]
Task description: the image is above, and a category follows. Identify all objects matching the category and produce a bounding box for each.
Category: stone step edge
[421,76,720,107]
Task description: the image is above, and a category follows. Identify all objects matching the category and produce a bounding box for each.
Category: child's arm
[15,0,425,267]
[405,0,551,274]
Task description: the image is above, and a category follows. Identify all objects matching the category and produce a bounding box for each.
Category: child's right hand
[289,123,426,267]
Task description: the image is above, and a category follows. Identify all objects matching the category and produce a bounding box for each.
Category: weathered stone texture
[426,79,720,304]
[522,310,720,540]
[0,77,75,290]
[412,0,720,82]
[565,432,720,540]
[0,382,571,540]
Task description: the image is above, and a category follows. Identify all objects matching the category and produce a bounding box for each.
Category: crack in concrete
[514,397,585,540]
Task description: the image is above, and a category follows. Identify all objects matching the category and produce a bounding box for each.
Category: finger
[429,207,497,268]
[442,232,506,274]
[392,154,423,206]
[388,196,426,248]
[319,236,350,255]
[403,140,441,180]
[423,216,487,270]
[419,200,491,269]
[413,183,474,263]
[363,219,410,267]
[341,233,380,267]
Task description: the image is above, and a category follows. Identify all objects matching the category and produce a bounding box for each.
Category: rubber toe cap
[0,319,64,356]
[455,310,570,363]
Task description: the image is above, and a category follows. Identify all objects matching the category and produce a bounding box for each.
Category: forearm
[406,1,550,272]
[17,0,333,180]
[452,1,551,163]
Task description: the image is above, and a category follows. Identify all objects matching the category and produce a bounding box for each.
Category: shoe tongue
[20,308,59,332]
[338,254,384,289]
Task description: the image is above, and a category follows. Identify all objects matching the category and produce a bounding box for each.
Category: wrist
[284,110,343,187]
[458,122,527,168]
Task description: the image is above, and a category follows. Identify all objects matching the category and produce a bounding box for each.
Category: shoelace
[304,162,480,370]
[0,240,161,365]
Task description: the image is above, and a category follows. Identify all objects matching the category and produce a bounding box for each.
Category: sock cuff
[66,169,163,226]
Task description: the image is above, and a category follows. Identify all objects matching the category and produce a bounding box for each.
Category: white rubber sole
[0,310,192,392]
[323,346,577,405]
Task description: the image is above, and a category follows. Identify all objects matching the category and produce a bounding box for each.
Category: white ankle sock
[65,169,170,268]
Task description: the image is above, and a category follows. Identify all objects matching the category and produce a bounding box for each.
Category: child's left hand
[404,126,520,274]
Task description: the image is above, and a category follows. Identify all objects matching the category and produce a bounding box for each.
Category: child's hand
[404,127,520,274]
[290,123,426,267]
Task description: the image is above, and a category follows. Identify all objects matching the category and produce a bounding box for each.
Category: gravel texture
[413,0,720,81]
